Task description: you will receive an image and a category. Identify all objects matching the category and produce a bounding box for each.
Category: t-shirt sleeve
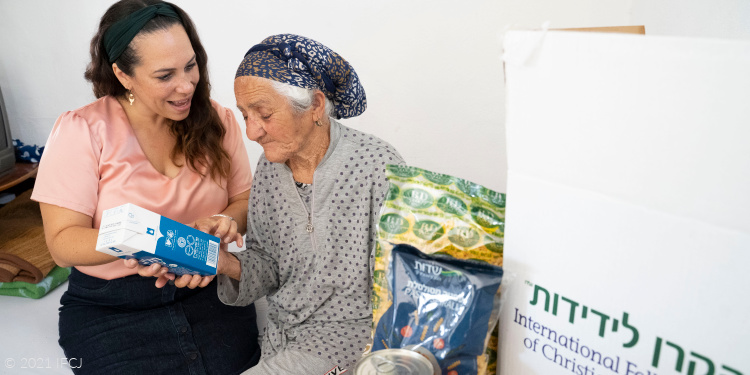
[219,105,252,198]
[31,111,101,217]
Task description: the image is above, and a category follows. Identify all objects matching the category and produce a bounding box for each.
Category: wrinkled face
[119,24,198,121]
[235,76,314,164]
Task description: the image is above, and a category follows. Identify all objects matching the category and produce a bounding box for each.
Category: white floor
[0,284,72,374]
[0,280,268,375]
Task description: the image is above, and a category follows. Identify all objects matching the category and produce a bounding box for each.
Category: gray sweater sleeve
[217,228,279,306]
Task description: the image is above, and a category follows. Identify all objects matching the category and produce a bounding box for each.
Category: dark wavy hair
[85,0,229,182]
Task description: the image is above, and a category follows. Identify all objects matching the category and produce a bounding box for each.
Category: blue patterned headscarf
[236,34,366,119]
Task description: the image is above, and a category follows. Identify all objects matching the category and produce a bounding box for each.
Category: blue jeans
[59,268,260,375]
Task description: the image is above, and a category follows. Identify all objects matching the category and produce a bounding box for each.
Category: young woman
[31,1,260,373]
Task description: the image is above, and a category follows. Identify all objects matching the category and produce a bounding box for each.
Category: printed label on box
[95,203,219,275]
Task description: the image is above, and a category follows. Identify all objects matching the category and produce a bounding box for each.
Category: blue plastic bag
[372,244,503,374]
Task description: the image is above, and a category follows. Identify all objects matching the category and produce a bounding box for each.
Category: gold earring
[314,119,322,127]
[127,90,135,106]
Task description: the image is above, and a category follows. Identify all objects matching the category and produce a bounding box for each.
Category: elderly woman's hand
[123,259,215,289]
[192,214,244,247]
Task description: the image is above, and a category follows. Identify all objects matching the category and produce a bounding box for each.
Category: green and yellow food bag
[372,165,505,375]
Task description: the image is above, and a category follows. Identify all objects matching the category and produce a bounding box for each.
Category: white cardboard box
[95,203,219,275]
[500,30,750,375]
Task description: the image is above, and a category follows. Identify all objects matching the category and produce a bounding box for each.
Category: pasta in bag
[372,244,503,375]
[372,165,505,374]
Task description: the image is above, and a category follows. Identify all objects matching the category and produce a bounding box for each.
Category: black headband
[103,3,181,63]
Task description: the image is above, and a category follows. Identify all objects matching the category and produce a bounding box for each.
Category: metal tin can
[404,345,442,375]
[353,349,435,375]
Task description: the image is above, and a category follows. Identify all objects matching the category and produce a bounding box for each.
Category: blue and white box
[95,203,219,275]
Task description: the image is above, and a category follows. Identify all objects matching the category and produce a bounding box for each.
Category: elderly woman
[224,34,404,373]
[138,34,404,373]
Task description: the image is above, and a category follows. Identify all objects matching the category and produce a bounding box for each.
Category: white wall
[0,0,748,193]
[631,0,750,39]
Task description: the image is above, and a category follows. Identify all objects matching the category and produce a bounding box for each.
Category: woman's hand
[123,259,174,288]
[192,215,244,247]
[123,259,215,289]
[123,213,243,289]
[172,273,215,289]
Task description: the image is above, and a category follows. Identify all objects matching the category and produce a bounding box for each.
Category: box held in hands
[95,203,219,275]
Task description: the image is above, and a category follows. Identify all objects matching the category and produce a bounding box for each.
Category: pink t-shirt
[31,96,252,280]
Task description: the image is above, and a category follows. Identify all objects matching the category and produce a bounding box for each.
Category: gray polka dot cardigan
[218,118,405,369]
